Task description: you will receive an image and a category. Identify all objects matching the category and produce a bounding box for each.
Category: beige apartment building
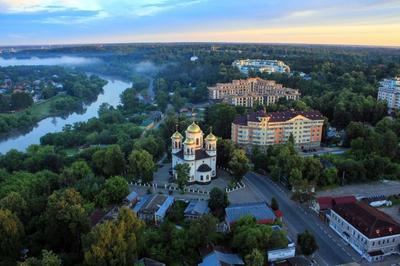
[231,110,324,151]
[208,78,300,107]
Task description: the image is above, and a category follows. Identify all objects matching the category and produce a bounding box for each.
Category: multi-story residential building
[208,78,300,107]
[232,59,290,75]
[377,77,400,110]
[231,110,324,151]
[329,201,400,262]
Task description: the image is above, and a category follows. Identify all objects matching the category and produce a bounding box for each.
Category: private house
[225,202,277,231]
[198,250,244,266]
[184,200,210,220]
[329,201,400,262]
[133,194,174,225]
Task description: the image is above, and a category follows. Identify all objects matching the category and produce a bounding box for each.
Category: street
[244,172,362,266]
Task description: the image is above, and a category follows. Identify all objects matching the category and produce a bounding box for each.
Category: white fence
[131,182,210,195]
[225,181,246,193]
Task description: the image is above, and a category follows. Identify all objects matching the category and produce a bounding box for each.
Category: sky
[1,0,400,46]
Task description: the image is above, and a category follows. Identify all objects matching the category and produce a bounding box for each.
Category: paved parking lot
[379,206,400,223]
[317,180,400,198]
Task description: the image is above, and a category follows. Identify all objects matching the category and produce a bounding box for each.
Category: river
[0,57,131,153]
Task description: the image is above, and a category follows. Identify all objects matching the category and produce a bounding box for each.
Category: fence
[131,182,210,195]
[225,181,246,193]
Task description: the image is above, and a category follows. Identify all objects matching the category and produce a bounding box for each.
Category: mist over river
[0,57,131,153]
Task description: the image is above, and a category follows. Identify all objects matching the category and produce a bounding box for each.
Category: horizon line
[1,41,400,50]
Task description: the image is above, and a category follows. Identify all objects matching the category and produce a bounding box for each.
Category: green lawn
[28,94,69,119]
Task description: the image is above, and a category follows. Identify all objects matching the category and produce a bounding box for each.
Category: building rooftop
[174,149,212,160]
[233,110,324,125]
[317,195,356,211]
[198,250,244,266]
[184,200,210,216]
[332,201,400,238]
[133,194,174,218]
[225,202,276,225]
[125,191,138,202]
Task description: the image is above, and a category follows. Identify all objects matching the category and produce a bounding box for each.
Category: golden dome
[186,122,201,133]
[184,137,195,145]
[205,132,217,141]
[171,131,183,139]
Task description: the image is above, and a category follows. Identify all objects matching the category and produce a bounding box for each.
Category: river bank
[0,77,131,153]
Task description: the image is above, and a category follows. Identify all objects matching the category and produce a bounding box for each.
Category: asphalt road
[244,172,362,266]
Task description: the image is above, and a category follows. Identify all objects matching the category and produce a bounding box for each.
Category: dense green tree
[319,167,338,187]
[302,157,323,181]
[128,149,155,183]
[186,215,219,249]
[95,176,129,207]
[232,216,287,256]
[208,187,229,217]
[228,149,249,182]
[20,250,62,266]
[175,163,190,191]
[92,145,126,177]
[271,197,279,211]
[245,249,265,266]
[133,135,165,160]
[0,192,28,220]
[44,188,89,253]
[83,207,143,266]
[297,230,318,256]
[217,139,236,168]
[10,92,33,110]
[120,88,140,113]
[0,149,26,172]
[0,209,24,259]
[204,103,239,139]
[61,160,93,186]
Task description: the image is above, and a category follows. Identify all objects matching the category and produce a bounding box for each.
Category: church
[171,122,217,184]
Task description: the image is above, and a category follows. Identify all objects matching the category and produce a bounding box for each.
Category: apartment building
[329,202,400,262]
[208,78,300,107]
[377,77,400,110]
[231,110,324,151]
[232,59,290,75]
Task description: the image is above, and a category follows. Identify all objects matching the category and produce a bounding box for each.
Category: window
[196,138,199,145]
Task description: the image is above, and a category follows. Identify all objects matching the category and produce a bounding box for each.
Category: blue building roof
[225,202,276,224]
[132,195,152,213]
[126,191,138,202]
[198,251,244,266]
[184,200,210,216]
[155,196,174,218]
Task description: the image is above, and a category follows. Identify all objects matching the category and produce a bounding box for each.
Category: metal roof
[198,251,244,266]
[184,200,210,216]
[132,195,151,213]
[126,191,138,202]
[225,202,276,224]
[155,196,174,218]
